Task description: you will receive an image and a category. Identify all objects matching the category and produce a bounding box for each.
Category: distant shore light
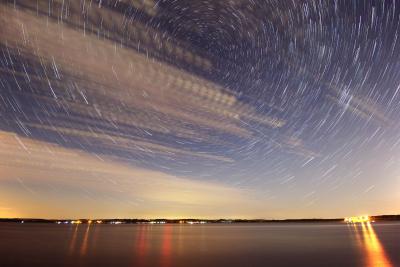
[344,215,370,223]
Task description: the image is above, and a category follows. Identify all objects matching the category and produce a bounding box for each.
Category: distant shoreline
[1,215,399,224]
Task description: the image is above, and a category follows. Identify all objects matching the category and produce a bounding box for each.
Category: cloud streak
[0,130,259,218]
[0,1,287,167]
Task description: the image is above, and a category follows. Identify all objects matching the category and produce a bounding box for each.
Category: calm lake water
[0,222,399,267]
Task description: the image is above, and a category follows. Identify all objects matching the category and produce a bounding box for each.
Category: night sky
[0,0,399,219]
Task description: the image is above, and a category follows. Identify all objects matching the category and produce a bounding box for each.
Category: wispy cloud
[327,92,391,126]
[24,123,235,163]
[0,131,260,218]
[0,2,286,164]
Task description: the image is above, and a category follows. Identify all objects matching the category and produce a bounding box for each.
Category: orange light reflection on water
[69,224,79,254]
[160,225,172,267]
[358,222,393,267]
[135,225,148,267]
[351,223,363,246]
[80,224,91,256]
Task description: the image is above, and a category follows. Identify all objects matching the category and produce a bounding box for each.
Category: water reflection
[351,223,363,246]
[68,225,79,254]
[351,223,393,267]
[2,224,400,267]
[135,225,149,267]
[80,224,91,256]
[91,224,100,252]
[362,222,393,267]
[160,225,172,267]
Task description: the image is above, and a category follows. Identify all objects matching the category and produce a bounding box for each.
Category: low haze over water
[1,222,399,267]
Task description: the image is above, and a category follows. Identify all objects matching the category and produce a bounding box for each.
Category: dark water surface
[1,222,399,267]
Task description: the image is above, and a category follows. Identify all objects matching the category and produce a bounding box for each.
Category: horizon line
[1,214,399,222]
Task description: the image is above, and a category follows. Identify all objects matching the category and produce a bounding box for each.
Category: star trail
[0,0,399,219]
